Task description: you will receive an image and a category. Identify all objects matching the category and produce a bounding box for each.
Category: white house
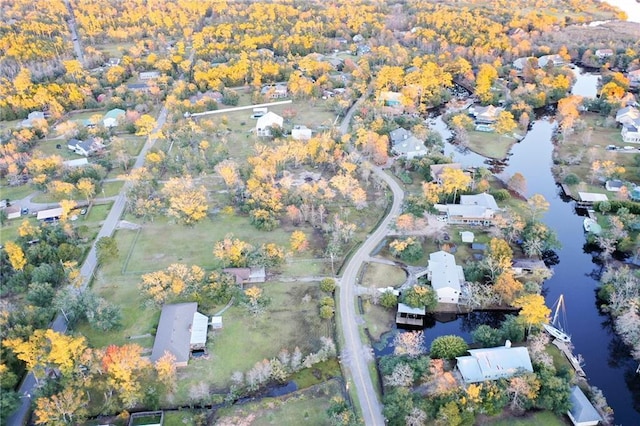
[291,125,312,141]
[615,106,640,125]
[4,205,21,220]
[427,251,464,304]
[595,49,614,59]
[256,112,284,137]
[139,71,160,80]
[512,57,535,71]
[150,302,209,367]
[627,69,640,86]
[472,105,503,124]
[102,108,125,128]
[456,343,533,383]
[567,386,603,426]
[622,120,640,143]
[67,138,104,157]
[538,54,565,67]
[391,135,428,159]
[261,84,288,99]
[20,111,45,128]
[434,192,500,226]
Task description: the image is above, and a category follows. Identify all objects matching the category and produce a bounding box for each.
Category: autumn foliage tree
[102,344,152,408]
[161,175,209,225]
[139,263,205,305]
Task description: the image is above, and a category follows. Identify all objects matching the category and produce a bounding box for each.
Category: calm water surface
[385,70,640,423]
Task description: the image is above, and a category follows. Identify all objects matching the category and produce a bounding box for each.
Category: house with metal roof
[567,386,603,426]
[150,302,209,367]
[427,251,464,304]
[395,302,425,326]
[391,135,428,159]
[434,192,500,226]
[456,343,533,383]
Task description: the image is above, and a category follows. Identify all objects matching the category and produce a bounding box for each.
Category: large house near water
[456,342,533,383]
[426,250,464,304]
[615,107,640,143]
[435,192,500,226]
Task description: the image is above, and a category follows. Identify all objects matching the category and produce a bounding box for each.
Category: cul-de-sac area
[1,1,640,425]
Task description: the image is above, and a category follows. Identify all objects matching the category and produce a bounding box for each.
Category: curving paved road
[338,90,404,425]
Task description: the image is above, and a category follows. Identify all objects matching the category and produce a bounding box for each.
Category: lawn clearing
[101,180,124,197]
[361,262,406,289]
[214,379,343,425]
[121,214,292,273]
[0,184,34,202]
[479,410,565,425]
[467,131,516,159]
[174,281,332,400]
[362,301,395,341]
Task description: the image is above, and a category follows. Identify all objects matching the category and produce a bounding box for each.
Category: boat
[583,217,601,234]
[543,294,571,343]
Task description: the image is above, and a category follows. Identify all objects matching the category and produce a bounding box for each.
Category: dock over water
[552,339,586,377]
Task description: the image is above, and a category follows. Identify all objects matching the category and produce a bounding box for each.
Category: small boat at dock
[543,294,571,343]
[583,217,601,234]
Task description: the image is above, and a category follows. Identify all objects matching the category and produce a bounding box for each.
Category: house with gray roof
[392,135,428,159]
[427,251,464,304]
[456,342,533,383]
[434,192,500,226]
[567,386,603,426]
[150,302,209,367]
[615,106,640,125]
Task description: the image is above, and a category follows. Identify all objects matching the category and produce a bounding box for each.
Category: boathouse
[567,386,603,426]
[395,303,425,326]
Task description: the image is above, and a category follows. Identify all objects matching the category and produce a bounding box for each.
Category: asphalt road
[6,108,168,426]
[337,89,404,425]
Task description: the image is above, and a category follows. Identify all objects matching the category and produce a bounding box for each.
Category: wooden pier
[552,339,586,377]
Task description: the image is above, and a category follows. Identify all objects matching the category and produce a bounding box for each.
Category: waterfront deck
[552,339,586,377]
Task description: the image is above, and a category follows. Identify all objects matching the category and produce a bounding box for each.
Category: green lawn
[362,302,395,341]
[174,281,332,399]
[101,180,124,197]
[361,262,406,289]
[214,379,342,425]
[481,410,566,425]
[0,184,33,202]
[467,131,516,160]
[121,214,293,274]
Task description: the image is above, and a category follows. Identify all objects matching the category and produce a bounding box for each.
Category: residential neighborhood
[1,1,639,425]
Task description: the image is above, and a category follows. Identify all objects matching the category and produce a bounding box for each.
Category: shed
[63,158,89,168]
[578,192,608,203]
[567,386,603,426]
[460,231,474,243]
[395,302,425,326]
[37,207,63,221]
[5,205,21,220]
[211,316,223,329]
[291,125,312,141]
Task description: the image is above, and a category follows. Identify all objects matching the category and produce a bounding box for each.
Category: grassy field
[361,263,407,289]
[0,184,33,202]
[555,113,636,185]
[467,131,517,160]
[479,410,567,425]
[174,281,332,399]
[214,379,343,425]
[362,302,395,341]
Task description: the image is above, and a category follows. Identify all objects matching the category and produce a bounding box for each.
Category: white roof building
[391,135,428,159]
[427,251,464,304]
[256,112,283,137]
[456,343,533,383]
[291,125,312,140]
[567,386,603,426]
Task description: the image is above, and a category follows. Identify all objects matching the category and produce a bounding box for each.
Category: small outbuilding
[395,302,425,327]
[460,231,474,243]
[567,386,603,426]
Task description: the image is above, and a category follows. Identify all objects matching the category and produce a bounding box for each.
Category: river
[377,69,640,423]
[600,0,640,23]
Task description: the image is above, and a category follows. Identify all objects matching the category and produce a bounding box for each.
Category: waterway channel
[376,70,640,423]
